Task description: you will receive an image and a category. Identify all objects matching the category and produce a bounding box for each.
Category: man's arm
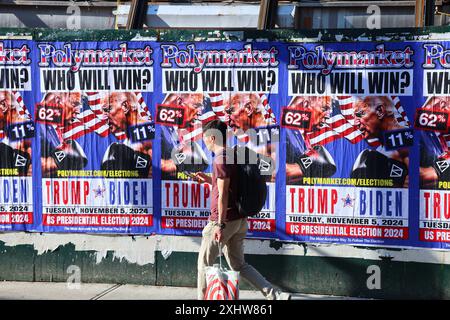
[215,177,230,242]
[192,172,212,184]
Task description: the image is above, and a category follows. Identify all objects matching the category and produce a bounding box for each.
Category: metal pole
[126,0,147,30]
[258,0,278,30]
[257,0,270,30]
[267,0,278,29]
[416,0,426,27]
[425,0,436,26]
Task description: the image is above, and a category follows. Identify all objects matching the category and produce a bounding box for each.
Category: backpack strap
[215,147,236,202]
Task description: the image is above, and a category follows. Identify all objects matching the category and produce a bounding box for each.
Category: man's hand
[192,172,212,184]
[41,156,58,176]
[286,163,303,183]
[161,159,177,173]
[214,226,223,242]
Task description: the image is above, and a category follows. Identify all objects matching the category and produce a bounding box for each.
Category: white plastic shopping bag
[204,263,240,300]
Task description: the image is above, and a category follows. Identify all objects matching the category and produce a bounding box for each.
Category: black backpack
[231,145,269,217]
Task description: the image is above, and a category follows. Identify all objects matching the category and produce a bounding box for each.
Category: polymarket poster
[157,42,279,237]
[417,41,450,249]
[0,40,36,231]
[4,38,450,250]
[281,42,415,246]
[36,41,156,234]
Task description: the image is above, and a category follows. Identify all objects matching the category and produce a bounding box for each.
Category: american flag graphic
[392,96,410,127]
[303,95,365,147]
[176,93,225,144]
[47,91,153,142]
[299,95,410,148]
[421,96,450,154]
[0,91,33,140]
[169,93,277,144]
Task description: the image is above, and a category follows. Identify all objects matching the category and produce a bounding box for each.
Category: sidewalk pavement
[0,281,365,300]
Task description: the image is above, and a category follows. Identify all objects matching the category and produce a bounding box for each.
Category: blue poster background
[414,41,450,249]
[2,39,450,250]
[0,40,38,232]
[34,41,158,234]
[276,41,420,248]
[154,41,281,239]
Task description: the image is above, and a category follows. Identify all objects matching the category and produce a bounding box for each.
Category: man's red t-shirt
[209,148,242,222]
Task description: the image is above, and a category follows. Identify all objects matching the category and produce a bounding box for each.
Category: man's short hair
[203,120,227,145]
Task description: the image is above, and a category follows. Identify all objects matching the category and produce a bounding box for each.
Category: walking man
[194,119,290,300]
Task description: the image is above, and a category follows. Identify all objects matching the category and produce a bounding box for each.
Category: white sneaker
[265,288,291,300]
[275,291,292,300]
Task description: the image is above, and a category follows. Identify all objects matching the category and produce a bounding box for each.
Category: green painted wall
[1,240,449,299]
[155,250,450,299]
